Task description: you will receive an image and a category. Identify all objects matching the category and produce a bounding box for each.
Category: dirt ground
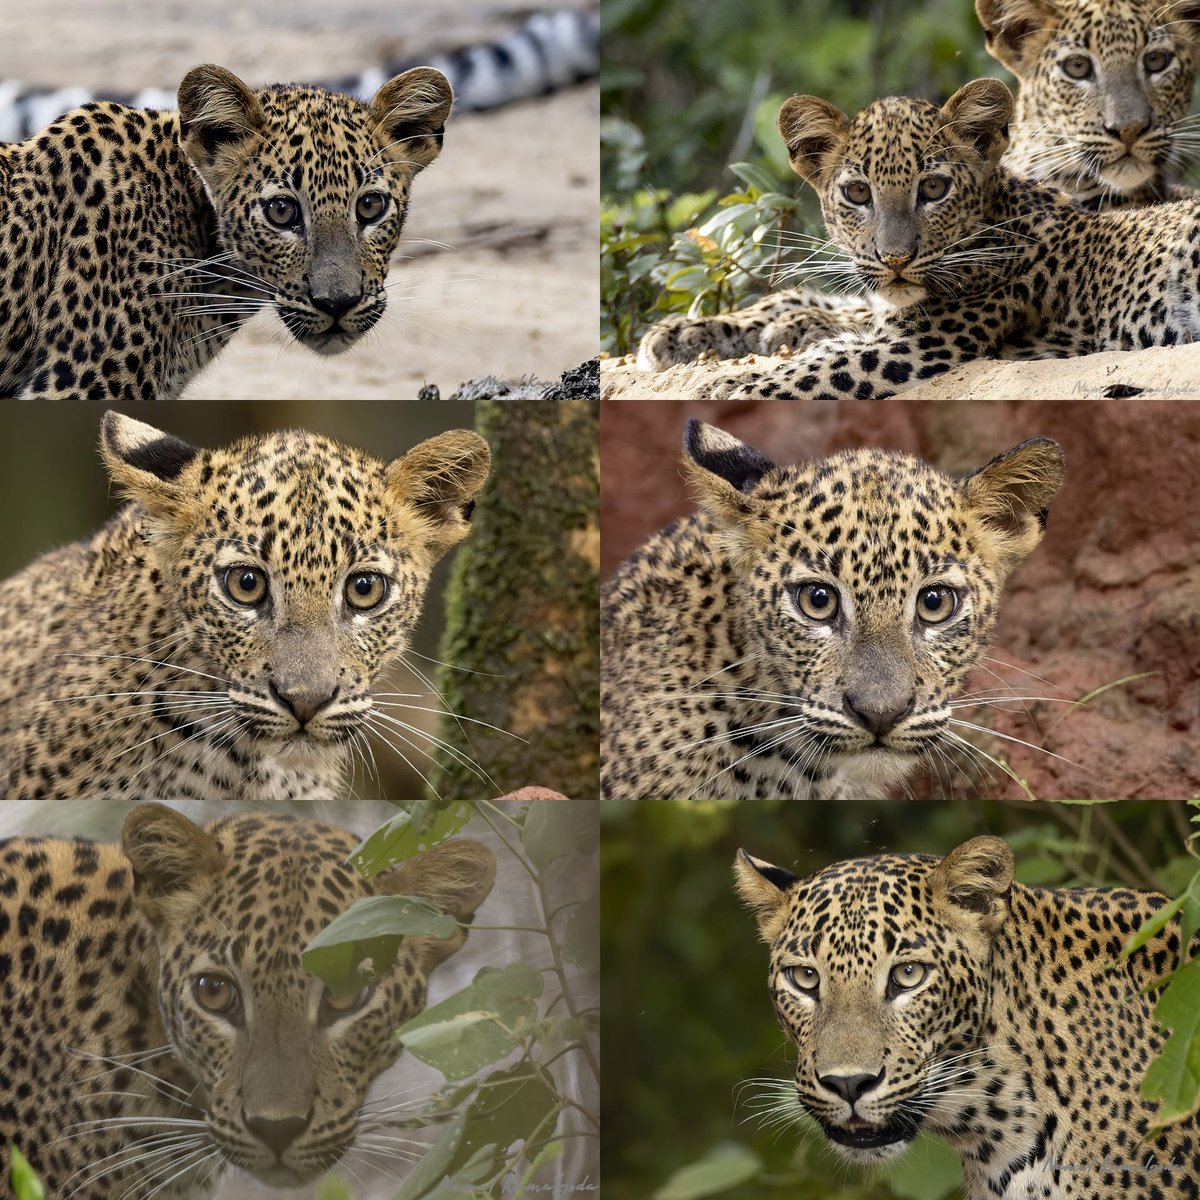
[0,0,598,397]
[601,399,1200,801]
[601,341,1200,400]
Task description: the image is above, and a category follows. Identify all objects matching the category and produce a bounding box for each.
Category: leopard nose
[1107,120,1149,148]
[269,681,339,726]
[819,1069,885,1105]
[843,691,915,738]
[244,1111,312,1157]
[880,252,913,270]
[310,290,363,319]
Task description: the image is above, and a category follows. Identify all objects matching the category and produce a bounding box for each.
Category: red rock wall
[600,400,1200,800]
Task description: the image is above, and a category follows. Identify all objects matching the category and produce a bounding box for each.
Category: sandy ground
[601,341,1200,399]
[0,0,598,397]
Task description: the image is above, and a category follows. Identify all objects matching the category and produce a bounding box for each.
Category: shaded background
[600,400,1200,801]
[0,0,598,396]
[601,797,1196,1200]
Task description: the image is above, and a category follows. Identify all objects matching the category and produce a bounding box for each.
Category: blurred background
[600,399,1200,801]
[601,797,1197,1200]
[0,0,599,395]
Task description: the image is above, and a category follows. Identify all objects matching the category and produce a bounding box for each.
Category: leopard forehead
[838,97,956,183]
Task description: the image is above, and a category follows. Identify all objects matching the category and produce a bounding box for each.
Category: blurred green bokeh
[601,799,1196,1200]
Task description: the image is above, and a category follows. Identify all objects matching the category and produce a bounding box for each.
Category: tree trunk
[431,399,599,801]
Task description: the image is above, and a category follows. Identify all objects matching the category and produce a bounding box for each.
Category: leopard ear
[123,804,224,921]
[959,436,1064,575]
[778,95,850,187]
[681,418,775,521]
[385,429,492,558]
[377,838,497,968]
[940,78,1013,165]
[369,67,454,171]
[975,0,1057,74]
[734,850,799,945]
[1165,2,1200,32]
[929,836,1013,933]
[177,64,264,162]
[100,411,200,513]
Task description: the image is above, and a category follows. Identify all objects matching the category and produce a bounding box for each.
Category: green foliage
[602,799,1196,1200]
[306,799,598,1199]
[9,1147,44,1200]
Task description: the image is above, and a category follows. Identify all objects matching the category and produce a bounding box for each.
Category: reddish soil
[600,400,1200,801]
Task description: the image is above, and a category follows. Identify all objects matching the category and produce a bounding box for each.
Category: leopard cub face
[683,420,1063,790]
[776,79,1014,307]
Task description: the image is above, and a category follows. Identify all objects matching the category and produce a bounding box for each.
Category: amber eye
[783,965,820,994]
[1061,53,1094,80]
[194,973,240,1016]
[889,962,928,991]
[916,585,958,624]
[223,566,268,607]
[321,984,374,1020]
[263,196,301,228]
[345,572,387,611]
[1144,47,1174,74]
[842,180,872,205]
[356,192,389,222]
[795,582,839,622]
[918,175,950,202]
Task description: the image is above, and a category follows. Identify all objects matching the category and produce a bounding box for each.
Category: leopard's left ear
[377,838,497,969]
[929,836,1013,935]
[100,411,201,514]
[123,803,224,923]
[386,429,492,558]
[959,436,1064,575]
[177,64,264,164]
[370,67,454,171]
[734,849,800,945]
[939,78,1013,166]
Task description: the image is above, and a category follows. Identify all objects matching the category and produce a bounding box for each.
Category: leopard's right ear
[177,64,264,163]
[975,0,1058,74]
[929,836,1014,935]
[734,849,799,945]
[100,411,200,513]
[681,419,775,528]
[123,804,224,922]
[778,95,850,187]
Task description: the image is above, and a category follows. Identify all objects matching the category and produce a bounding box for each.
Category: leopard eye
[783,965,820,994]
[1061,53,1094,80]
[889,962,928,991]
[263,196,301,229]
[321,984,374,1021]
[194,973,241,1017]
[795,581,840,622]
[345,572,388,611]
[842,180,872,206]
[1144,47,1174,74]
[356,192,389,222]
[918,175,950,202]
[224,565,268,607]
[916,585,957,624]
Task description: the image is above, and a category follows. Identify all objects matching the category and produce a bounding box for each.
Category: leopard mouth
[823,1117,914,1150]
[276,304,383,355]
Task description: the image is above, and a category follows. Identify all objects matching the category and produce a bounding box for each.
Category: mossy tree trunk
[431,399,599,801]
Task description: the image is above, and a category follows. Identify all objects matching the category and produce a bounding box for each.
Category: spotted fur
[0,63,452,399]
[736,836,1200,1198]
[0,412,491,801]
[637,0,1200,371]
[0,804,495,1199]
[600,420,1063,801]
[644,78,1200,399]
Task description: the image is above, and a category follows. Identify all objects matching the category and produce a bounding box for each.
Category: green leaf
[1119,873,1200,963]
[521,802,592,870]
[10,1147,44,1200]
[302,896,456,998]
[399,964,544,1080]
[350,802,473,880]
[654,1144,761,1200]
[315,1175,353,1200]
[1143,955,1200,1124]
[885,1131,963,1199]
[444,1065,560,1182]
[728,162,777,194]
[563,891,600,974]
[390,1112,467,1200]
